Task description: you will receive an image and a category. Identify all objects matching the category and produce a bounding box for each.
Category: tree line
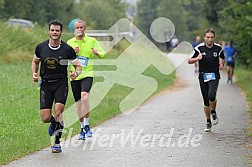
[0,0,126,30]
[137,0,252,67]
[0,0,251,67]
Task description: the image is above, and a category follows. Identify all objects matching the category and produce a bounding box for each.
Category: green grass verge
[235,67,252,136]
[0,59,175,164]
[0,21,176,164]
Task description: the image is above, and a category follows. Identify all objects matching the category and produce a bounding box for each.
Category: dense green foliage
[136,0,161,39]
[74,0,127,30]
[1,0,252,67]
[0,0,127,30]
[201,0,252,68]
[181,0,207,36]
[157,0,188,39]
[218,0,252,68]
[137,0,203,41]
[0,21,73,61]
[235,68,252,136]
[0,0,75,26]
[136,0,252,67]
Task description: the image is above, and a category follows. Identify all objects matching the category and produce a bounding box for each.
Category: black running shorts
[40,79,68,109]
[226,62,235,68]
[70,77,93,102]
[199,78,219,107]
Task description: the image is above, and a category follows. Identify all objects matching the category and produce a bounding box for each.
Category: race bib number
[78,56,89,67]
[227,56,233,61]
[203,73,216,82]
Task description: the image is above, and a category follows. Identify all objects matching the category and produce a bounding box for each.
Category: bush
[0,20,73,63]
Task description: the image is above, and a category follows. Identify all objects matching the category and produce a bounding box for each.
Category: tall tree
[0,0,34,20]
[156,0,188,40]
[75,0,127,30]
[181,0,207,37]
[204,0,227,27]
[31,0,74,26]
[136,0,161,39]
[219,0,252,67]
[0,0,75,26]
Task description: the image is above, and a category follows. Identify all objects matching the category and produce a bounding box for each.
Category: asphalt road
[5,54,251,167]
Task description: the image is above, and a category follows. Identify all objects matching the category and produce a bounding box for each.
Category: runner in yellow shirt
[67,19,105,139]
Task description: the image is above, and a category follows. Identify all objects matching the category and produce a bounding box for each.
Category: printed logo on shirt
[213,52,218,57]
[202,52,206,55]
[44,57,58,69]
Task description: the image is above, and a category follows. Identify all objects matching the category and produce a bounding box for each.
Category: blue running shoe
[51,144,62,153]
[84,125,93,137]
[78,130,85,140]
[48,124,55,136]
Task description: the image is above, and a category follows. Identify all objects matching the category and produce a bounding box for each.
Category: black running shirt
[35,40,77,80]
[190,42,225,79]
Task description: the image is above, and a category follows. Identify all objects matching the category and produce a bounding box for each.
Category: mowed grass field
[0,21,177,164]
[0,57,176,164]
[1,58,251,165]
[235,68,252,136]
[0,21,251,165]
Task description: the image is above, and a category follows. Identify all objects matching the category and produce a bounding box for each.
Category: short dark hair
[49,20,63,31]
[204,28,215,37]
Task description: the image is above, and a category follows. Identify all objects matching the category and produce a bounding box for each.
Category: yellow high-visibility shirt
[67,35,105,80]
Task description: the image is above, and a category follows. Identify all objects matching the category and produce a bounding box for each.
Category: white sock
[84,118,89,126]
[80,121,84,128]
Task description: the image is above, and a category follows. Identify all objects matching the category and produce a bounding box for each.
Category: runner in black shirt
[188,29,225,132]
[31,20,81,153]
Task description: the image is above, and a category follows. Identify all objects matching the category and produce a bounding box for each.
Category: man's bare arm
[31,55,40,82]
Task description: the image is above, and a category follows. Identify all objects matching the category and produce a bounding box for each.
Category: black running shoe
[204,122,212,132]
[211,110,218,125]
